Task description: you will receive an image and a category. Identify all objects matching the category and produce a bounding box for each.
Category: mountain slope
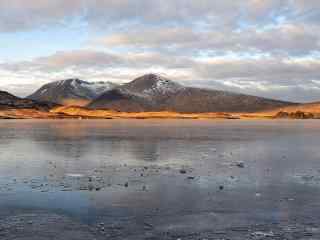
[0,90,56,110]
[88,88,154,112]
[28,79,118,106]
[88,74,296,113]
[88,74,184,111]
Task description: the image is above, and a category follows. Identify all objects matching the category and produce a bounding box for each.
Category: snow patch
[86,82,116,95]
[61,79,116,96]
[39,79,117,100]
[70,79,79,88]
[143,76,183,96]
[40,88,48,95]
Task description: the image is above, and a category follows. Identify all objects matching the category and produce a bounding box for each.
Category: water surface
[0,119,320,239]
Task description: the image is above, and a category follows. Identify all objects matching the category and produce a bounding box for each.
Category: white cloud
[0,0,320,101]
[1,50,320,101]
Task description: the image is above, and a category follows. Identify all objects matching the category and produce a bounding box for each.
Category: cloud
[1,50,320,102]
[0,1,239,31]
[0,0,320,102]
[1,50,194,72]
[0,0,82,32]
[1,0,318,32]
[195,57,320,83]
[95,23,320,56]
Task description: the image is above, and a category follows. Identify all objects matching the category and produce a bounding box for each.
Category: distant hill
[257,102,320,119]
[0,90,56,111]
[28,79,118,106]
[276,102,320,114]
[88,74,296,113]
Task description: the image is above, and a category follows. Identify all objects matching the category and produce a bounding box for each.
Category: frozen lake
[0,119,320,239]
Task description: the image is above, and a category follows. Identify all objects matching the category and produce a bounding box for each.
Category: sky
[0,0,320,102]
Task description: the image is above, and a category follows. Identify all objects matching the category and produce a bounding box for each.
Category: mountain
[0,90,56,111]
[88,74,296,113]
[88,74,185,112]
[28,79,118,106]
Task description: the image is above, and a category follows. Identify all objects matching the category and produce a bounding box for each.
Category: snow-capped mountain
[88,74,295,113]
[25,74,296,112]
[88,74,184,111]
[124,74,184,97]
[28,79,118,106]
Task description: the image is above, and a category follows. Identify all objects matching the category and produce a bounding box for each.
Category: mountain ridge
[88,74,296,113]
[0,90,57,110]
[28,78,118,106]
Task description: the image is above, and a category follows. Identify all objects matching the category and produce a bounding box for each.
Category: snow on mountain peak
[28,78,119,104]
[55,78,116,95]
[142,74,183,95]
[85,81,117,96]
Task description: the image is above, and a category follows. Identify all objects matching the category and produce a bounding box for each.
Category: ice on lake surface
[0,119,320,239]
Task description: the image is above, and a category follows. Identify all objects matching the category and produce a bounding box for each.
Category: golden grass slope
[0,109,60,119]
[242,102,320,118]
[61,99,91,107]
[50,106,238,119]
[1,102,320,120]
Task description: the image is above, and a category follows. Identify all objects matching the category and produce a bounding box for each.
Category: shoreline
[0,111,267,120]
[0,106,319,120]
